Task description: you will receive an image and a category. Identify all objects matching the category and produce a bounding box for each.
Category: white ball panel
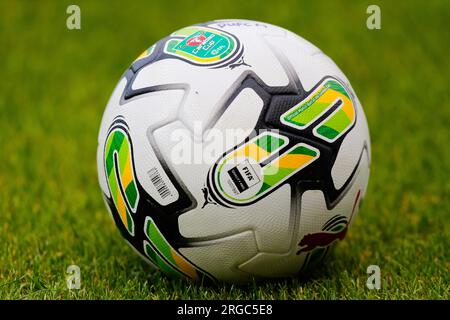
[204,87,263,152]
[209,19,287,37]
[97,143,110,197]
[278,41,348,92]
[354,94,372,163]
[286,30,322,56]
[132,59,253,133]
[238,251,304,278]
[179,231,258,282]
[120,90,186,206]
[233,31,289,87]
[97,77,127,143]
[297,147,370,246]
[331,102,370,190]
[97,77,127,197]
[124,90,184,127]
[178,184,292,253]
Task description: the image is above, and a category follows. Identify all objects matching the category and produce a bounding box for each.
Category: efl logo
[186,34,207,46]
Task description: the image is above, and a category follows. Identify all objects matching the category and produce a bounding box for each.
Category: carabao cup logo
[164,26,243,67]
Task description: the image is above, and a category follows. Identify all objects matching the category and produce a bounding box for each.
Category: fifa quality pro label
[210,132,320,206]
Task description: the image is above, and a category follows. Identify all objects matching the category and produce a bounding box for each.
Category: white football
[97,19,371,282]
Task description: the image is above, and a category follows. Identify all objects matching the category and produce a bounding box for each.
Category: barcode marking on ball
[148,168,172,199]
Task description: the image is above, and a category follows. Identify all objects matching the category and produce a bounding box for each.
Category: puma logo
[296,227,348,254]
[296,191,361,255]
[201,186,217,209]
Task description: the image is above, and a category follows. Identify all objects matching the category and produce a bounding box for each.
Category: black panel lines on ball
[115,35,361,252]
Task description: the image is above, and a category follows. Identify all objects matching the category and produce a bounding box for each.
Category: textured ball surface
[97,19,371,282]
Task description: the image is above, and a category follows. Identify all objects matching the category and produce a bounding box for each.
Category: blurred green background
[0,0,448,299]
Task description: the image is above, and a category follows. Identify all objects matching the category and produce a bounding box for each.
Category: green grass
[0,0,449,299]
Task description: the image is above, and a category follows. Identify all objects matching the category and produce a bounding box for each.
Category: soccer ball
[97,19,370,282]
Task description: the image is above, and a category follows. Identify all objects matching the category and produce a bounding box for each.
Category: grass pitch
[0,0,448,299]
